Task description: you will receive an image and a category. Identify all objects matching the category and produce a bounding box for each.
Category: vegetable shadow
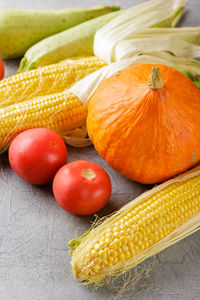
[177,9,189,27]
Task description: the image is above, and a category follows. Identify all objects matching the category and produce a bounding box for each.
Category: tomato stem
[81,169,96,180]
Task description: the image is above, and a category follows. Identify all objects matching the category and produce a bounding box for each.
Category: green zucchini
[18,11,122,72]
[0,6,119,59]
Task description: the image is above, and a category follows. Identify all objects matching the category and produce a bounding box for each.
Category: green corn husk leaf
[194,81,200,88]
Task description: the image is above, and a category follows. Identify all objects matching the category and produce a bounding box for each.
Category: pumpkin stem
[148,67,164,90]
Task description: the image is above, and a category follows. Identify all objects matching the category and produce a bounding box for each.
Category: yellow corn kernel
[0,90,87,151]
[0,56,106,108]
[93,265,101,274]
[99,250,106,259]
[70,167,200,284]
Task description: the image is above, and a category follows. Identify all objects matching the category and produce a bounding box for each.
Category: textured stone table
[0,1,200,299]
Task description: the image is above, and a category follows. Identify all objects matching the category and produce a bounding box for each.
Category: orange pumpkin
[87,64,200,184]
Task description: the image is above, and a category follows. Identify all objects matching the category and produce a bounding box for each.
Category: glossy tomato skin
[0,59,4,79]
[53,160,112,215]
[9,128,67,185]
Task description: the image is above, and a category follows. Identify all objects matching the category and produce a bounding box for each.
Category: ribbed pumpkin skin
[87,64,200,184]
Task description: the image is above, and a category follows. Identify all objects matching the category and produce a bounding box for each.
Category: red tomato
[0,59,4,79]
[53,160,112,215]
[9,128,67,185]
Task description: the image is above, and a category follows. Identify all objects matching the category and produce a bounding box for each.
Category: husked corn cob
[69,167,200,284]
[0,90,86,151]
[0,56,106,108]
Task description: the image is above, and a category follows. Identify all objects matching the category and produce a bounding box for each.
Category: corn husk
[94,0,186,63]
[114,27,200,61]
[62,127,92,147]
[70,52,200,105]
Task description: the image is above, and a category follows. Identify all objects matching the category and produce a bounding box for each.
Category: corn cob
[0,56,106,108]
[69,167,200,284]
[0,90,85,152]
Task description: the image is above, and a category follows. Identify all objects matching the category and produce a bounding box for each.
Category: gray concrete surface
[0,0,200,299]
